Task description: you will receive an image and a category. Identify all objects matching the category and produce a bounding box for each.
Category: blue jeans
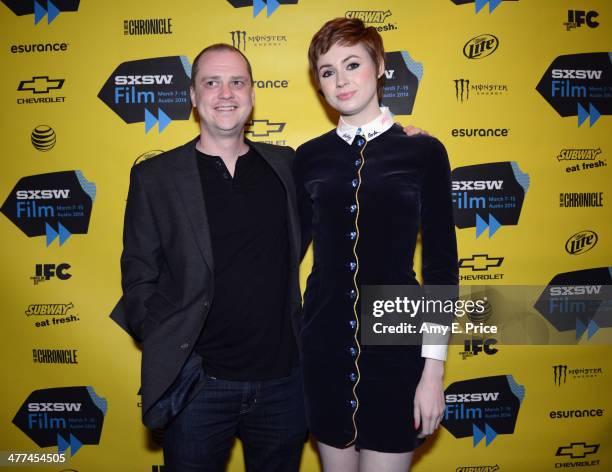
[163,367,307,472]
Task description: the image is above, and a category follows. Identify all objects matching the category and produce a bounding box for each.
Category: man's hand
[413,358,445,438]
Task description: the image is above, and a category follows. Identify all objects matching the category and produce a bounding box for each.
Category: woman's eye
[347,62,360,70]
[321,70,334,78]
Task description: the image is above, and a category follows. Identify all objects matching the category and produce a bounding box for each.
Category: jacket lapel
[250,141,301,270]
[171,137,214,274]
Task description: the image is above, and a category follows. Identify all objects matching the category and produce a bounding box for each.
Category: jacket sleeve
[294,145,313,261]
[420,138,459,361]
[110,165,162,342]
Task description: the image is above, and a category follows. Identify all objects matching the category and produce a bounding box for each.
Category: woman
[295,18,458,471]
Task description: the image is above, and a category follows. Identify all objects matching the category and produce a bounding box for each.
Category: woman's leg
[358,449,414,472]
[317,441,359,472]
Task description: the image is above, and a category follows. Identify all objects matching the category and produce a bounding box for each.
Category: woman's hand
[413,358,445,438]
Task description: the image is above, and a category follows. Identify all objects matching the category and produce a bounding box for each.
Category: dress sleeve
[294,146,313,261]
[420,137,459,361]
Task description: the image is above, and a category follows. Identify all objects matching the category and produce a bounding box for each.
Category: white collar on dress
[336,107,394,145]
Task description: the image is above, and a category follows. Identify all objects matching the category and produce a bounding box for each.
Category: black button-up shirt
[194,145,296,380]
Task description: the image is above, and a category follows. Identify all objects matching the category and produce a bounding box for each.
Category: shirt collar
[336,107,394,145]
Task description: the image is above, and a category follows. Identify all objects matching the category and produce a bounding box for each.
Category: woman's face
[316,42,383,125]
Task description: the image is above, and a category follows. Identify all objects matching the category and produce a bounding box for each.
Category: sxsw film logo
[17,76,66,105]
[345,10,397,33]
[381,51,422,115]
[245,119,286,145]
[1,171,96,246]
[229,30,288,51]
[536,53,611,127]
[459,254,504,281]
[226,0,298,18]
[556,442,600,468]
[534,267,612,341]
[564,11,599,31]
[451,162,529,238]
[451,0,517,14]
[558,148,607,174]
[98,56,192,133]
[1,0,80,25]
[12,387,107,457]
[26,302,80,328]
[565,230,598,255]
[553,364,603,386]
[463,34,499,59]
[459,338,498,360]
[31,263,71,285]
[454,78,508,102]
[442,375,525,447]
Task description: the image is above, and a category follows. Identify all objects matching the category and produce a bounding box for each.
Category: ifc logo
[31,125,56,151]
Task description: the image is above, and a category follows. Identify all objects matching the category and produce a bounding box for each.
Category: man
[110,44,306,471]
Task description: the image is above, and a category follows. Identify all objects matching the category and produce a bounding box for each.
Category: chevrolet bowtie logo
[18,76,64,94]
[556,442,599,459]
[245,119,285,137]
[458,254,504,271]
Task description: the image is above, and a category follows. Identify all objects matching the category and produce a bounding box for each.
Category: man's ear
[189,86,196,108]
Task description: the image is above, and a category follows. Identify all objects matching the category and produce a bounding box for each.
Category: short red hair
[308,17,385,96]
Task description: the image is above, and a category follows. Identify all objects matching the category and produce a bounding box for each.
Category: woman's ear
[377,58,385,78]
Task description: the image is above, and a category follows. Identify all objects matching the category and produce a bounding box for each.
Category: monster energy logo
[230,30,247,51]
[455,79,470,102]
[553,365,568,386]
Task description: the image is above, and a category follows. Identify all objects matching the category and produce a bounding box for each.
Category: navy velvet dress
[294,123,458,453]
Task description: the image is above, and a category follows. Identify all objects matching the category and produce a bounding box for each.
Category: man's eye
[233,80,244,87]
[347,62,360,70]
[321,70,334,78]
[205,81,217,87]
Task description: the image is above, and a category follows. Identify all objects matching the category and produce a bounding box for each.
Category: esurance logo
[98,56,192,133]
[1,0,80,25]
[451,0,517,14]
[463,34,499,59]
[536,53,611,127]
[226,0,298,18]
[451,162,529,238]
[13,387,106,457]
[380,51,422,115]
[345,10,397,32]
[534,267,612,341]
[1,171,96,246]
[443,375,525,447]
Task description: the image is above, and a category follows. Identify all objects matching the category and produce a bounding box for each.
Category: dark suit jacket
[110,136,302,427]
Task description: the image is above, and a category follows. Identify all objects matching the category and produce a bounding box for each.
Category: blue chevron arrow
[485,423,497,446]
[253,0,266,17]
[267,0,280,16]
[576,318,587,340]
[57,433,70,454]
[34,0,60,25]
[45,222,71,246]
[475,0,503,14]
[476,213,488,238]
[488,213,501,237]
[473,423,485,446]
[578,102,601,127]
[69,433,83,456]
[588,103,601,127]
[587,319,599,340]
[145,107,171,133]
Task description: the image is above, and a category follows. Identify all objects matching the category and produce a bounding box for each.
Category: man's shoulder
[133,137,197,174]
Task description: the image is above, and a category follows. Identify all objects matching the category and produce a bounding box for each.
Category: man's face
[190,49,255,137]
